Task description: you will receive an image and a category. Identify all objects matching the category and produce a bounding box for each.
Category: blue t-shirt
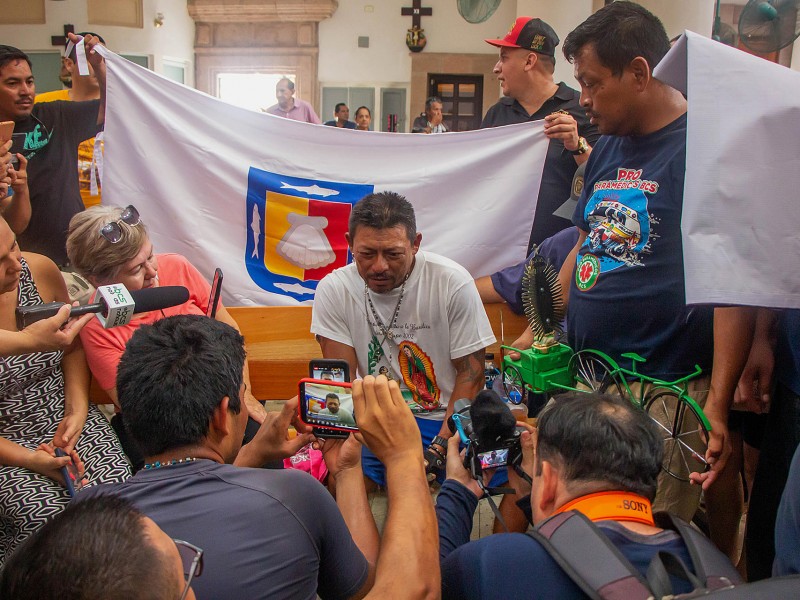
[776,309,800,396]
[568,114,713,378]
[437,480,699,599]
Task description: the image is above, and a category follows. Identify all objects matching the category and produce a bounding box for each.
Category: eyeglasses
[174,539,204,600]
[99,205,141,244]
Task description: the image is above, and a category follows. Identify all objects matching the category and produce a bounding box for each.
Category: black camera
[447,390,523,481]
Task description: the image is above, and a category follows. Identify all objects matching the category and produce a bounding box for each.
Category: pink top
[265,98,322,124]
[80,254,211,392]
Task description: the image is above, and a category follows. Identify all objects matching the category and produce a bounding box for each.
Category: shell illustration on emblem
[277,213,336,270]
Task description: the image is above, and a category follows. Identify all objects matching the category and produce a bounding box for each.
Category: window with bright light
[217,73,295,113]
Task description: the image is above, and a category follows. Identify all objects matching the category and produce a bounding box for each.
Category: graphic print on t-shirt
[398,341,440,411]
[577,168,660,290]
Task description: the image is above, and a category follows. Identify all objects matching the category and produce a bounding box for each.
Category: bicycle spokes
[569,350,626,398]
[645,390,709,481]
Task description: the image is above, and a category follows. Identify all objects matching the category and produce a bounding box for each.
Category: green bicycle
[499,254,710,483]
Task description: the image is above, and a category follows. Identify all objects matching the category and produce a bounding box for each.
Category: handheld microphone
[15,285,191,330]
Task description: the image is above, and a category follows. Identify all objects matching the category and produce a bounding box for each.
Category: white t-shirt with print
[311,251,495,420]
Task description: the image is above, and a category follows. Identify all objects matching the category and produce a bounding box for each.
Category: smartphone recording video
[308,359,350,383]
[298,378,357,433]
[478,448,509,470]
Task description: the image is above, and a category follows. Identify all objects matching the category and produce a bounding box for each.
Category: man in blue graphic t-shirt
[510,2,754,524]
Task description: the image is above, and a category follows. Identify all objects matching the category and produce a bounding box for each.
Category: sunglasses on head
[99,205,141,244]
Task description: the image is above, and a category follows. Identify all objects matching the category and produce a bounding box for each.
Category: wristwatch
[431,435,448,452]
[571,136,589,155]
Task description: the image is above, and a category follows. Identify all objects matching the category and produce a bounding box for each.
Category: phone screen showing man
[300,381,357,431]
[478,448,509,469]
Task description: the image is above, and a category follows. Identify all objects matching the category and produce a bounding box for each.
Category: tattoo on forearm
[454,350,484,384]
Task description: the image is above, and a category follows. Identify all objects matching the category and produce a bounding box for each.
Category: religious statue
[406,26,427,52]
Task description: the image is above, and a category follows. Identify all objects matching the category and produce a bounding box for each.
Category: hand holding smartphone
[0,121,13,143]
[54,448,83,497]
[308,358,350,382]
[1,122,15,171]
[304,360,352,439]
[298,378,357,438]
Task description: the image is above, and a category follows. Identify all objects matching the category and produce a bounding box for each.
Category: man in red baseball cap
[482,17,599,253]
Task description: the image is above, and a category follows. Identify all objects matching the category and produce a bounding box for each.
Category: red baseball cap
[485,17,559,57]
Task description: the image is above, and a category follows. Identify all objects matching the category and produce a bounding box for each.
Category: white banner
[656,31,800,309]
[97,47,548,306]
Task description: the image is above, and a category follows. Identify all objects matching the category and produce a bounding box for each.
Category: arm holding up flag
[66,32,105,126]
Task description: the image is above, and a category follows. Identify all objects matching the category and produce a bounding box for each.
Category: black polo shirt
[482,82,599,249]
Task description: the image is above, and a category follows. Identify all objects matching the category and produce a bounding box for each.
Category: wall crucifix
[401,0,432,30]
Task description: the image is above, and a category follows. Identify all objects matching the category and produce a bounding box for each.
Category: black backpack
[528,510,800,599]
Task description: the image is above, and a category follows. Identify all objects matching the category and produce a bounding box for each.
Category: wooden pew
[90,303,530,403]
[227,303,529,400]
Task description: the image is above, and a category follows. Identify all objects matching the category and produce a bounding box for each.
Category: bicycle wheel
[644,390,709,482]
[501,364,525,404]
[568,350,626,398]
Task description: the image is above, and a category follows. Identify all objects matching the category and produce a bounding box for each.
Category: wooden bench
[90,303,529,402]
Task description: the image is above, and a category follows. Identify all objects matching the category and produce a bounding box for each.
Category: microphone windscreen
[470,389,517,446]
[130,286,190,314]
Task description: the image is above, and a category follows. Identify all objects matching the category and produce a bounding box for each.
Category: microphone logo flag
[95,284,135,328]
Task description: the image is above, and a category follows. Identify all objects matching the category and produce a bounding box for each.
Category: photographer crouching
[436,392,741,599]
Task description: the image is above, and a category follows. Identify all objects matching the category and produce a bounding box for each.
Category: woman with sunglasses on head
[66,205,268,470]
[0,214,130,565]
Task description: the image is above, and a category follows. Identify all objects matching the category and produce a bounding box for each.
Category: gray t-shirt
[78,459,368,600]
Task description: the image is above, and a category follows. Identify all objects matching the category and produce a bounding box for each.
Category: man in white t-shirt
[311,191,495,485]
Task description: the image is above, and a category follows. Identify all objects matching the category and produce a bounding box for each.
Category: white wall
[0,0,195,84]
[515,0,594,86]
[636,0,715,40]
[1,1,721,92]
[318,0,516,84]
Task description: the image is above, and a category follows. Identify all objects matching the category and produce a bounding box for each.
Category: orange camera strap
[554,491,655,526]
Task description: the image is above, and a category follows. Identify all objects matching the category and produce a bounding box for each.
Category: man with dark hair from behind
[437,392,740,599]
[0,495,192,600]
[77,314,376,599]
[77,315,442,599]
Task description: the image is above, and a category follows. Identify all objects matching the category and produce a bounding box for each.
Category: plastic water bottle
[484,353,500,389]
